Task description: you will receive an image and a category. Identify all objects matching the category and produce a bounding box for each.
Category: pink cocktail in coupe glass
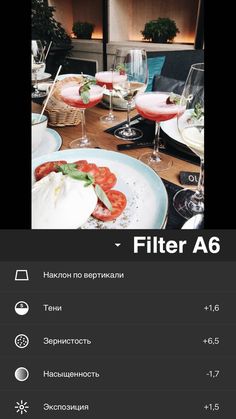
[95,71,127,123]
[135,92,184,172]
[60,82,104,148]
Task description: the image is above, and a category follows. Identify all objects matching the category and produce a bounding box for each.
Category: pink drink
[60,84,104,109]
[95,71,127,90]
[135,92,184,122]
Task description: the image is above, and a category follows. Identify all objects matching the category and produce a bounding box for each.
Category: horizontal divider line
[1,388,236,392]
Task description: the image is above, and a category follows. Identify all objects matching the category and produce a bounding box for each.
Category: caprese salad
[32,160,127,229]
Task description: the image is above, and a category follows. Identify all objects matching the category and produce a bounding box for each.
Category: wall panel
[72,0,103,39]
[111,0,199,43]
[49,0,103,39]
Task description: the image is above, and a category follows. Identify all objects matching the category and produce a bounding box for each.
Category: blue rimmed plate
[32,128,62,159]
[32,149,168,229]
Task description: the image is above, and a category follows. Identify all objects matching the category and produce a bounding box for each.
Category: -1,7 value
[206,370,220,379]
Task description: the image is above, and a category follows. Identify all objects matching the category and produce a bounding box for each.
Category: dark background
[1,259,236,418]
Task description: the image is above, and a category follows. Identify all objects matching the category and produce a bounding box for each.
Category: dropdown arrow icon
[115,243,121,247]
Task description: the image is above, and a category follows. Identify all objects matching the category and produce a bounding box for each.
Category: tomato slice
[100,173,117,192]
[73,160,88,171]
[94,167,110,186]
[82,163,100,178]
[92,190,127,221]
[71,163,114,188]
[35,160,67,181]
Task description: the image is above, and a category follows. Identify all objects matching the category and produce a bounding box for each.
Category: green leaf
[69,171,90,181]
[95,184,113,211]
[167,92,181,105]
[115,64,126,74]
[193,103,204,120]
[80,89,90,104]
[57,163,77,174]
[84,173,95,187]
[82,78,96,88]
[79,78,97,104]
[57,164,95,186]
[87,173,94,183]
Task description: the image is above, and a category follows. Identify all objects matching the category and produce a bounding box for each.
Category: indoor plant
[32,0,71,47]
[72,21,95,40]
[32,0,72,76]
[141,18,180,43]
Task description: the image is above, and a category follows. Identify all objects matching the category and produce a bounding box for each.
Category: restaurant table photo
[31,0,204,230]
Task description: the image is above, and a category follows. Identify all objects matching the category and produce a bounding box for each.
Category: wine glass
[59,79,104,148]
[135,92,184,172]
[113,49,148,140]
[95,69,119,123]
[31,40,46,98]
[173,63,204,219]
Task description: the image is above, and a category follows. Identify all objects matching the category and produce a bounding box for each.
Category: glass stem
[34,72,39,93]
[126,101,132,132]
[188,158,204,213]
[80,110,88,143]
[108,90,113,117]
[195,158,204,200]
[152,121,161,158]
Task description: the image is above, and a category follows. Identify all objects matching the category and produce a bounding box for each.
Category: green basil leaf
[69,171,95,184]
[79,78,97,104]
[115,64,126,73]
[84,180,93,187]
[83,79,96,87]
[57,164,95,186]
[80,90,90,104]
[69,171,89,181]
[167,92,181,105]
[57,163,77,174]
[87,173,95,183]
[95,184,113,211]
[193,103,204,119]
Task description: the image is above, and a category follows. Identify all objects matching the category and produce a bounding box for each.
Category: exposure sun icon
[15,400,29,415]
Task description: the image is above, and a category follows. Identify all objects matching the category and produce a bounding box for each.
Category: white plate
[160,116,197,158]
[32,149,168,230]
[32,128,62,159]
[33,82,52,92]
[36,72,52,82]
[101,98,135,112]
[57,73,95,81]
[181,214,204,229]
[160,117,185,145]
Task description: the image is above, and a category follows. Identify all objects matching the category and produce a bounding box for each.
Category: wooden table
[32,102,198,188]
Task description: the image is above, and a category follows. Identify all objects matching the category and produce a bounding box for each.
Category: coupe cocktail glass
[60,83,104,148]
[135,92,184,172]
[95,70,127,123]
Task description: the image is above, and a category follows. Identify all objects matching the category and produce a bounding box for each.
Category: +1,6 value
[204,304,221,312]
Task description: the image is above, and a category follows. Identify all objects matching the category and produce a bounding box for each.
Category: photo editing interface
[0,231,235,418]
[3,1,234,417]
